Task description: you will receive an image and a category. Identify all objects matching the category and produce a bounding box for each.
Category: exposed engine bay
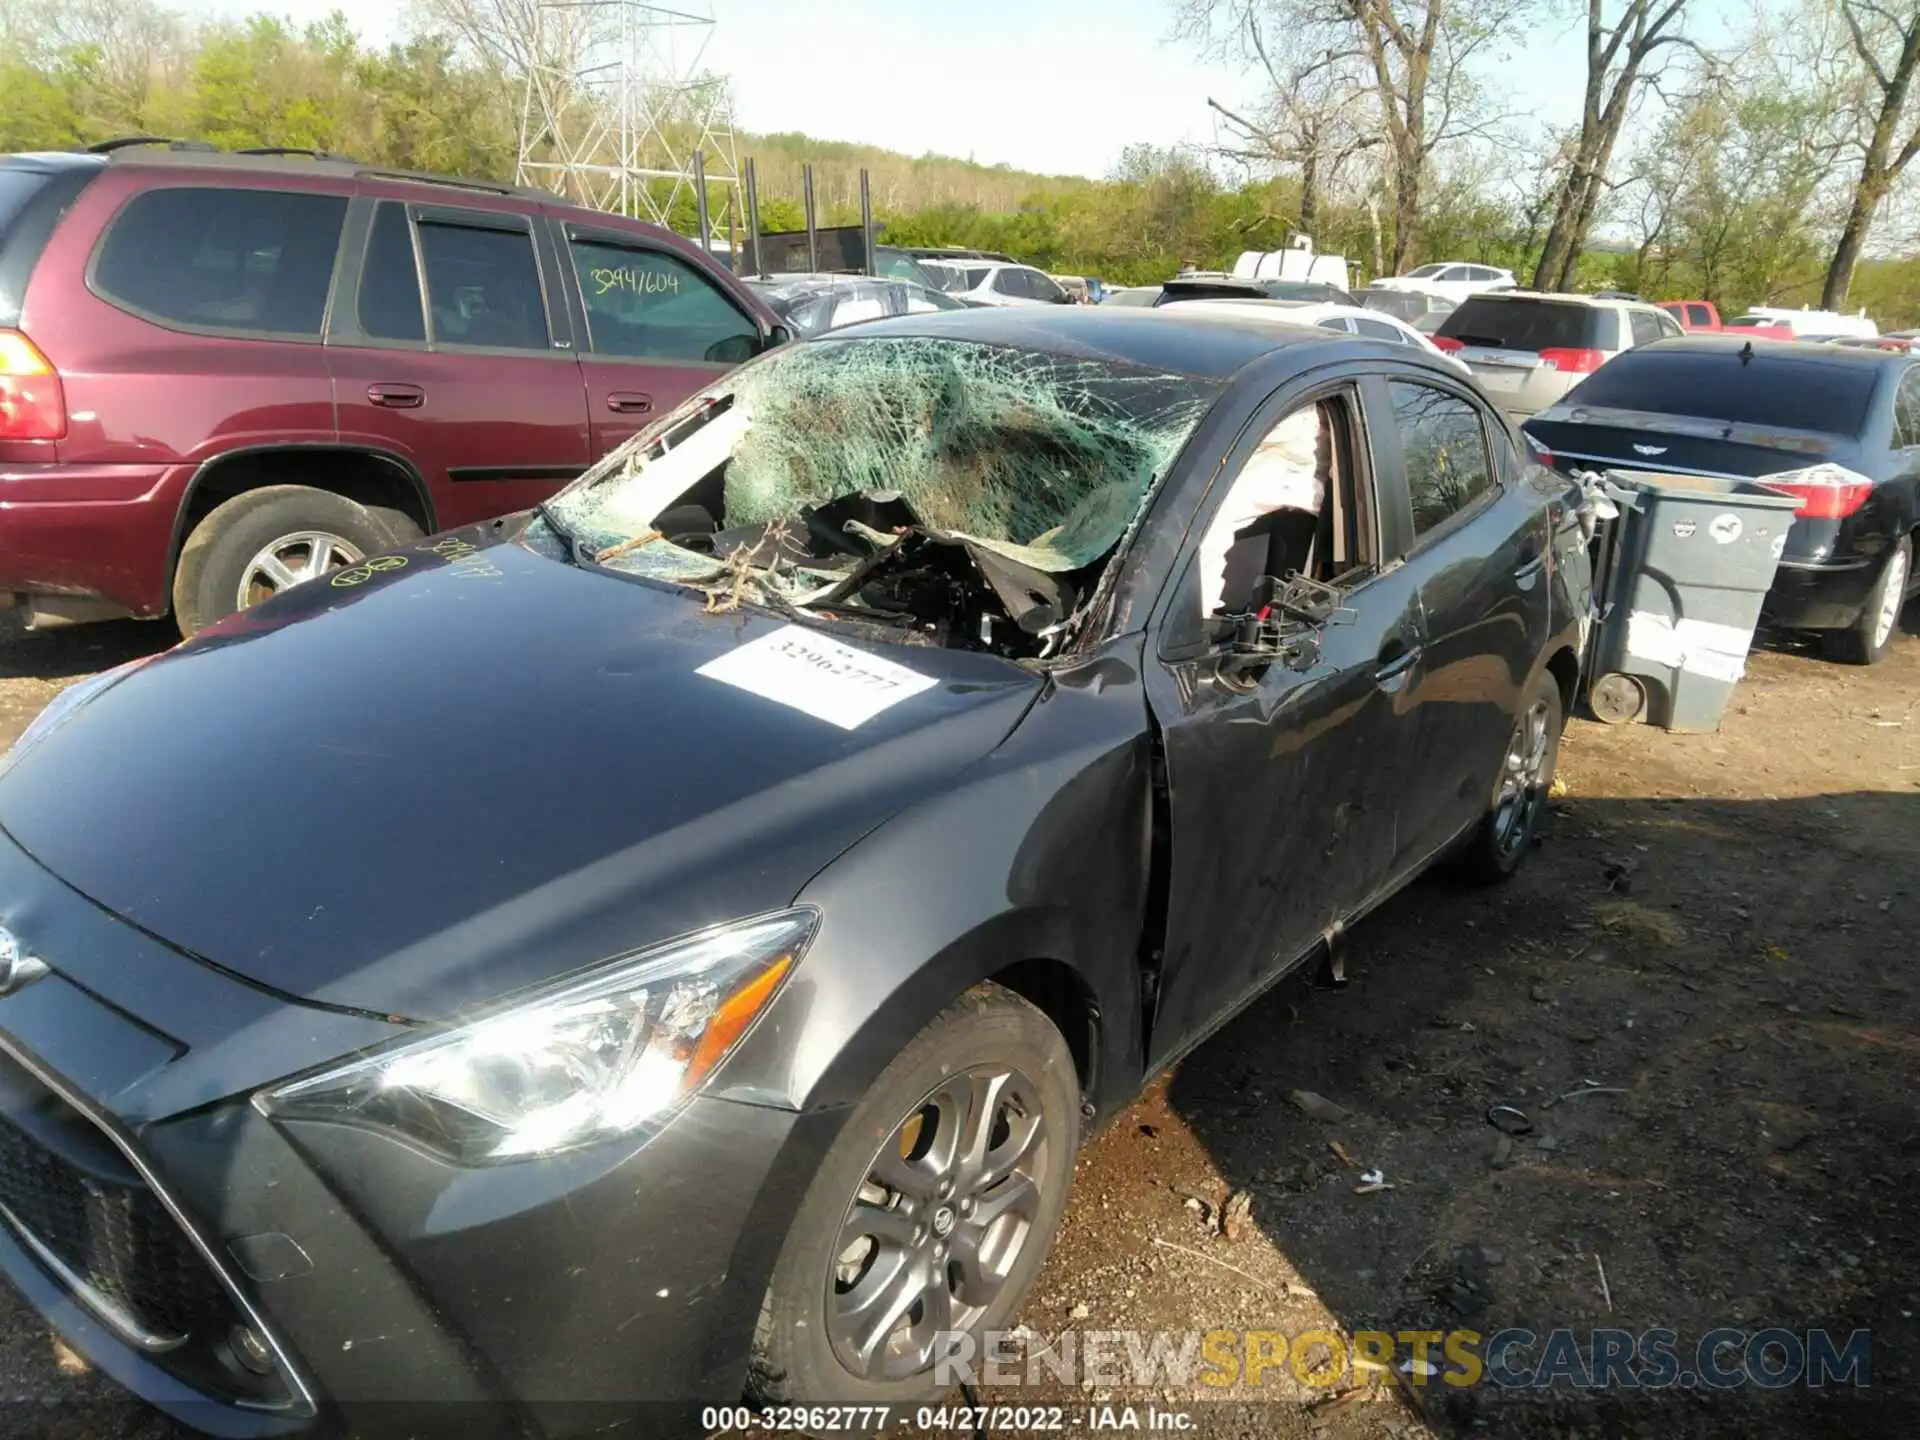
[641,488,1096,659]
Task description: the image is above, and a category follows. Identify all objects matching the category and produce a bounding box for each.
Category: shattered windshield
[545,335,1221,659]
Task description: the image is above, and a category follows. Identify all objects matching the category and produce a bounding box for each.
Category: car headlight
[256,908,816,1164]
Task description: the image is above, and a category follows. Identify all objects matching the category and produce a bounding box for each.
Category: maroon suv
[0,142,782,634]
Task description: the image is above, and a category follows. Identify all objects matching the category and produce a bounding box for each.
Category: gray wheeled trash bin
[1584,470,1800,732]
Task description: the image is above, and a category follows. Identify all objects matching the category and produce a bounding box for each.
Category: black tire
[1820,536,1911,667]
[748,984,1080,1405]
[1458,668,1564,884]
[172,486,417,636]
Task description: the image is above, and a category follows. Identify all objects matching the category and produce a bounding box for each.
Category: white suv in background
[923,260,1072,307]
[1432,290,1684,423]
[1373,261,1516,304]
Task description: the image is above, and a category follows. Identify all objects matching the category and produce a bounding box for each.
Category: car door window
[1687,304,1713,327]
[1656,312,1684,339]
[1894,367,1920,449]
[92,185,347,337]
[1316,317,1355,334]
[571,239,757,362]
[358,200,425,343]
[1354,317,1406,342]
[1628,310,1665,348]
[992,269,1025,297]
[417,218,548,350]
[1384,380,1495,539]
[1029,271,1067,303]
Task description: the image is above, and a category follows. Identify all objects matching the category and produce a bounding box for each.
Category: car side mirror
[705,334,759,364]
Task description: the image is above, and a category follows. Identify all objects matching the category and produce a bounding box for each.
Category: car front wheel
[749,984,1079,1403]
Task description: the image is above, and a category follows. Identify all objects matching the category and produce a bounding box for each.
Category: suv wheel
[749,984,1079,1404]
[172,485,424,636]
[1822,536,1910,666]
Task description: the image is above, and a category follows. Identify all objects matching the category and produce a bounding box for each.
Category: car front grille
[0,1108,237,1348]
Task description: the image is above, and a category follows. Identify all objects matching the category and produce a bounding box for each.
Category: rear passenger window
[1354,317,1406,342]
[358,201,424,343]
[417,219,548,350]
[1628,310,1665,347]
[571,240,757,362]
[1895,368,1920,449]
[92,187,346,337]
[1384,381,1495,539]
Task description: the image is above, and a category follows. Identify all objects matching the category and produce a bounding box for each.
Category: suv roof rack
[236,145,361,163]
[92,140,558,203]
[87,136,218,154]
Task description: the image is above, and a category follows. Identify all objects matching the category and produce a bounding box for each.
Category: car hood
[0,520,1041,1019]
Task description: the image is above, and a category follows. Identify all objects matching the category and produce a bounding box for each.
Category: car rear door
[327,195,592,531]
[1141,374,1428,1069]
[551,220,769,458]
[1365,370,1550,872]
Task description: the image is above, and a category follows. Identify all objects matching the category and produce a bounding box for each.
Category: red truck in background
[1658,300,1794,340]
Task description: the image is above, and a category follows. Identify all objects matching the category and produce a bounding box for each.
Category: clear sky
[170,0,1628,178]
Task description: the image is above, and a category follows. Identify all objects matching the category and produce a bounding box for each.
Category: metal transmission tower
[515,0,738,239]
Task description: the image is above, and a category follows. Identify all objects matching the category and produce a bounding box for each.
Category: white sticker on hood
[696,625,938,730]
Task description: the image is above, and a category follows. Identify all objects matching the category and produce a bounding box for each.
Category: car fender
[708,640,1158,1125]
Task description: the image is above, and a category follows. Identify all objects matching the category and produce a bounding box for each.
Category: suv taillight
[0,330,66,440]
[1431,335,1465,352]
[1538,347,1605,374]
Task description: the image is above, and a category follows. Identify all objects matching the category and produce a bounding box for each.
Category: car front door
[556,223,768,458]
[1141,376,1429,1070]
[1368,372,1552,871]
[328,197,592,531]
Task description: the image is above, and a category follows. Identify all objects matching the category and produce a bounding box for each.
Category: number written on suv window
[570,240,758,363]
[1385,381,1495,537]
[417,219,548,351]
[92,186,347,338]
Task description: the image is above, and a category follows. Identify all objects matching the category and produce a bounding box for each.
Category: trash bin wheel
[1589,672,1646,726]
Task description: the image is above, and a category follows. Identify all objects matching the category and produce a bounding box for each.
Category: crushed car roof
[831,304,1344,380]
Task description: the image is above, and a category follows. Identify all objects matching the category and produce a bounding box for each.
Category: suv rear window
[0,171,49,245]
[0,167,59,327]
[1439,297,1607,352]
[1561,348,1878,435]
[93,186,347,337]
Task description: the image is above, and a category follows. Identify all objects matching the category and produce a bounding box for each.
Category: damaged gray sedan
[0,306,1589,1433]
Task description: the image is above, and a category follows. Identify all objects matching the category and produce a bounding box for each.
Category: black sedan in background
[1524,337,1920,663]
[0,309,1588,1435]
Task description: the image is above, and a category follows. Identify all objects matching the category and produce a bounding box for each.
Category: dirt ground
[0,606,1916,1439]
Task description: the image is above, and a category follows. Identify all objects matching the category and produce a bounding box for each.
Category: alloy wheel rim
[827,1066,1048,1381]
[1873,548,1908,651]
[1492,698,1552,859]
[237,531,364,610]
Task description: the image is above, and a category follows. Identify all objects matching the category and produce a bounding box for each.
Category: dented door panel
[1140,558,1426,1070]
